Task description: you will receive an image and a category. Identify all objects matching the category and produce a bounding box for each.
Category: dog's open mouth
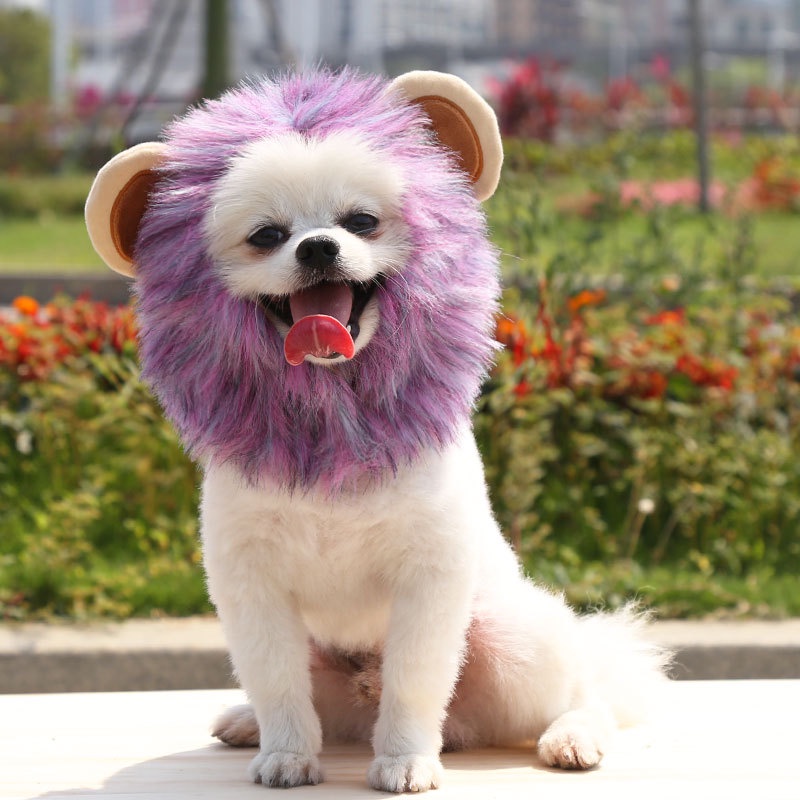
[260,279,381,366]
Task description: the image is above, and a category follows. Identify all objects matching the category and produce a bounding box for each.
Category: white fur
[200,125,667,792]
[203,428,668,792]
[203,131,409,365]
[204,131,410,298]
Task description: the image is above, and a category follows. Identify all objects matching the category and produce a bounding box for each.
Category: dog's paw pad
[368,754,443,793]
[248,751,323,787]
[538,728,603,770]
[212,704,259,747]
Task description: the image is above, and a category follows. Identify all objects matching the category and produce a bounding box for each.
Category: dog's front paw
[212,704,259,747]
[368,754,443,793]
[537,727,603,770]
[248,750,323,788]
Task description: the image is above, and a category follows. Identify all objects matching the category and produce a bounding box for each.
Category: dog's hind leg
[213,704,259,747]
[212,646,378,748]
[536,704,614,769]
[444,582,669,769]
[312,646,380,744]
[536,605,670,769]
[446,648,614,768]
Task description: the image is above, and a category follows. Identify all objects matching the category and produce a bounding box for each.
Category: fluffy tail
[577,603,673,727]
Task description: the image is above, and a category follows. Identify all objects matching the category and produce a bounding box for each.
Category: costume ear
[85,142,168,277]
[390,71,503,202]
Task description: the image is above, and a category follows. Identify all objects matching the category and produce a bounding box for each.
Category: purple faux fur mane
[134,69,500,492]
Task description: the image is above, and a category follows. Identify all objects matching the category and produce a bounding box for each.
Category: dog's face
[205,131,409,365]
[85,70,504,490]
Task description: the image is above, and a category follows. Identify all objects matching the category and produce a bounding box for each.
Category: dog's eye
[342,213,378,236]
[248,226,288,249]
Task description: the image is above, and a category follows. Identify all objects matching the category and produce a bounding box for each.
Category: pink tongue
[284,283,355,366]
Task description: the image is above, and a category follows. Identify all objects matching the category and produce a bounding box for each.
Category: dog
[86,69,668,793]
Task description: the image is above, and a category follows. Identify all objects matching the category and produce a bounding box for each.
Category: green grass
[0,171,103,271]
[518,210,800,279]
[749,214,800,275]
[487,171,800,282]
[0,172,93,217]
[0,140,798,279]
[1,203,798,279]
[0,216,105,271]
[529,560,800,620]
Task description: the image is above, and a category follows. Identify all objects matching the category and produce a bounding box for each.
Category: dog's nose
[296,236,340,271]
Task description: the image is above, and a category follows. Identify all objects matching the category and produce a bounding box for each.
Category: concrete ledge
[0,272,132,305]
[2,617,799,694]
[648,619,800,680]
[0,618,235,694]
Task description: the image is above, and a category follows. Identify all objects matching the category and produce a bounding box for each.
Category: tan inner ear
[111,169,161,262]
[414,95,484,184]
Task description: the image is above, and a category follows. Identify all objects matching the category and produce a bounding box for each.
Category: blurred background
[1,1,800,625]
[3,0,800,154]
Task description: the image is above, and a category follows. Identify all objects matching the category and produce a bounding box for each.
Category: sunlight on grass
[3,208,793,278]
[0,216,105,272]
[528,559,800,620]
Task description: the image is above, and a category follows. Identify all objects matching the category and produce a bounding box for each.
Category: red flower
[496,316,529,367]
[568,289,606,314]
[1,298,138,382]
[645,308,685,326]
[12,296,39,317]
[675,353,738,391]
[606,368,668,400]
[514,379,532,398]
[606,77,644,112]
[494,58,565,142]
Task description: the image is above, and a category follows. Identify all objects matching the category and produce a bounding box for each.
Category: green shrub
[0,299,204,619]
[0,356,205,619]
[2,281,800,620]
[502,131,800,184]
[480,276,800,587]
[0,172,94,219]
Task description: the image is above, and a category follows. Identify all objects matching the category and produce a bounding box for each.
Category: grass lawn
[540,210,800,278]
[1,206,799,279]
[0,216,105,272]
[487,173,800,281]
[749,214,800,275]
[531,560,800,620]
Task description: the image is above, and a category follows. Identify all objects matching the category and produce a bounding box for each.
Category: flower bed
[490,57,800,142]
[0,296,137,381]
[0,297,203,619]
[481,277,800,584]
[2,285,799,619]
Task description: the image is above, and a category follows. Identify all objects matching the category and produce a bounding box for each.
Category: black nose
[296,236,340,271]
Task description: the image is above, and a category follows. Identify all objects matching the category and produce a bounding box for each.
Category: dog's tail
[577,603,673,727]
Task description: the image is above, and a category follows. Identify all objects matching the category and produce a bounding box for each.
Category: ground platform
[3,681,798,799]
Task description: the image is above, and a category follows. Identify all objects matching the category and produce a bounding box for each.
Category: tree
[201,0,229,99]
[0,9,50,104]
[688,0,711,212]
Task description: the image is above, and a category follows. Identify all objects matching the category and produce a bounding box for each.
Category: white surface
[2,681,799,799]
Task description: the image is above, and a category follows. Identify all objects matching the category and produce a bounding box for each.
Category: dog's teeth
[346,325,352,333]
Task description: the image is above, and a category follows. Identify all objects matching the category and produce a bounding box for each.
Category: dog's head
[205,127,407,367]
[86,70,503,490]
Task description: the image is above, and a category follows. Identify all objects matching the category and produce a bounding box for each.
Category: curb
[650,619,800,681]
[0,618,234,694]
[1,618,799,694]
[0,273,132,305]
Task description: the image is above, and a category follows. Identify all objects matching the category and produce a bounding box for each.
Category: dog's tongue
[284,283,355,366]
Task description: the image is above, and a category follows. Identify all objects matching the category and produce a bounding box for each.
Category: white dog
[86,69,668,793]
